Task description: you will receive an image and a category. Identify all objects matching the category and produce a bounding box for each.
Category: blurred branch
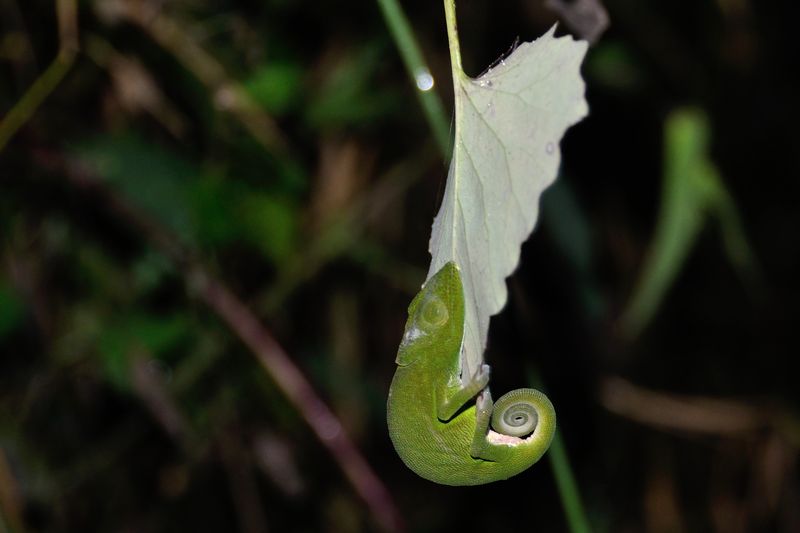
[375,0,451,156]
[643,451,685,533]
[84,34,187,138]
[599,376,797,439]
[0,0,78,152]
[98,0,290,156]
[188,270,404,532]
[219,431,269,533]
[252,431,306,499]
[56,0,79,51]
[130,355,194,451]
[35,149,403,533]
[0,448,26,533]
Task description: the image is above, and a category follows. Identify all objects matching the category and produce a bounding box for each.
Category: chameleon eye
[419,296,449,328]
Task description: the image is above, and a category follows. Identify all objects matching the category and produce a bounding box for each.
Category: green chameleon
[387,261,556,485]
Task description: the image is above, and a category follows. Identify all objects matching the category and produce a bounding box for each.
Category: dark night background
[1,0,798,531]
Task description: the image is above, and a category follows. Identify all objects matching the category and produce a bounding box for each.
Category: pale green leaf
[428,26,589,379]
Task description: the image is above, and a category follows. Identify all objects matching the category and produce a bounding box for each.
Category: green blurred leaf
[131,251,174,292]
[190,175,240,247]
[73,135,197,245]
[238,192,297,264]
[72,136,299,265]
[306,44,399,128]
[621,108,758,338]
[190,174,298,264]
[586,41,645,91]
[97,313,191,389]
[244,62,303,115]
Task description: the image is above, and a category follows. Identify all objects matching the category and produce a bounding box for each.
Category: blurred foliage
[0,284,24,338]
[621,108,758,338]
[244,62,303,116]
[74,135,299,263]
[2,0,800,532]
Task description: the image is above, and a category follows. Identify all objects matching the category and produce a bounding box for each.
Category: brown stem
[191,269,403,532]
[0,448,27,533]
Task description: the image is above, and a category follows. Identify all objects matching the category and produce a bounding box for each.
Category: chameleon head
[395,262,465,365]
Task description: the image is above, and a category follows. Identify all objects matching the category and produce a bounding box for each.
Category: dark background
[1,0,798,531]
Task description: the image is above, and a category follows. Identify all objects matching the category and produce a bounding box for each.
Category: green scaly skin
[387,261,556,485]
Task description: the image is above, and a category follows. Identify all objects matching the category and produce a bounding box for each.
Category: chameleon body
[387,261,556,485]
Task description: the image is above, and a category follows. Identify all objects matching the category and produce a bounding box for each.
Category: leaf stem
[528,367,592,533]
[443,0,464,78]
[380,3,591,528]
[375,0,451,156]
[548,431,592,533]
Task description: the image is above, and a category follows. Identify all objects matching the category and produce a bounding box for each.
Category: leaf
[191,175,298,264]
[428,26,588,380]
[237,191,298,263]
[97,313,191,389]
[73,136,299,265]
[244,62,304,115]
[73,135,197,245]
[306,44,400,129]
[620,108,759,338]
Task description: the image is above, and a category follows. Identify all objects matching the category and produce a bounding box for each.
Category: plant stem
[528,368,592,533]
[549,431,592,533]
[0,0,78,153]
[0,49,76,152]
[375,0,450,156]
[442,0,463,78]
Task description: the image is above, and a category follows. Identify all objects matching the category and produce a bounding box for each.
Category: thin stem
[548,431,592,533]
[192,269,403,532]
[443,0,463,78]
[528,368,592,533]
[0,0,77,153]
[0,49,76,152]
[375,0,450,156]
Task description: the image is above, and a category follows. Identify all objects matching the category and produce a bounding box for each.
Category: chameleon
[386,261,556,485]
